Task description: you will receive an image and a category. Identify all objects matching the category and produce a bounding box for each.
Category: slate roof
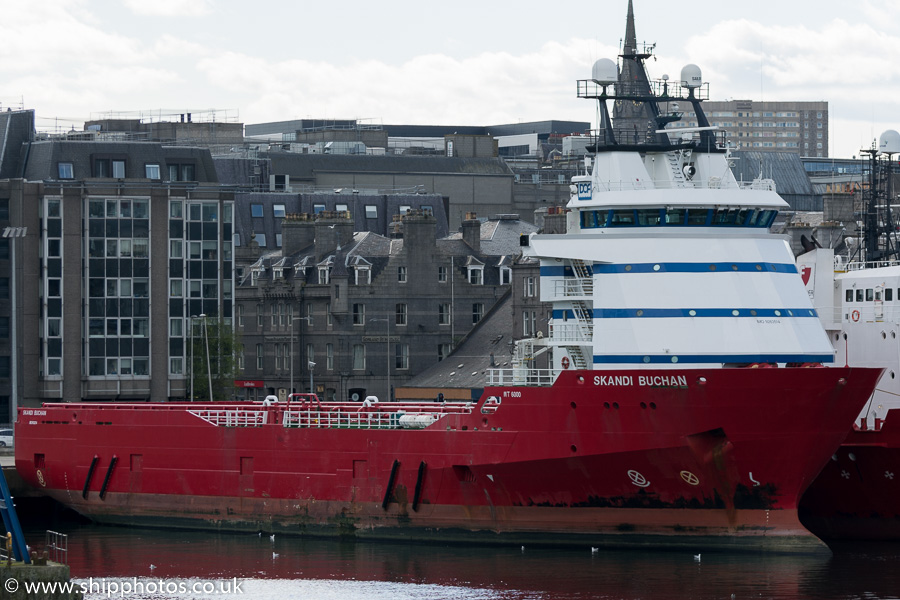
[731,151,822,211]
[401,291,515,391]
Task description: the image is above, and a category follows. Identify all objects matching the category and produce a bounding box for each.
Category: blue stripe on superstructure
[552,308,819,319]
[592,354,835,364]
[591,262,798,274]
[541,262,798,276]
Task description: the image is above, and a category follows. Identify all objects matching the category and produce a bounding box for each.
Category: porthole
[637,310,644,317]
[689,309,697,316]
[653,264,661,271]
[625,265,632,272]
[732,310,740,316]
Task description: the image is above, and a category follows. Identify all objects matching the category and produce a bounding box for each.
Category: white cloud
[123,0,214,17]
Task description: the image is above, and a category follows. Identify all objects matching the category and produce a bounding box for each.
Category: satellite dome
[591,58,618,85]
[680,64,703,89]
[879,130,900,154]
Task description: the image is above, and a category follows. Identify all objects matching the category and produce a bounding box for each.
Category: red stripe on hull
[16,367,881,552]
[800,408,900,541]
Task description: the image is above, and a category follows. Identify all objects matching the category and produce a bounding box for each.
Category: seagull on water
[693,553,701,562]
[149,564,156,570]
[273,552,279,559]
[591,547,598,554]
[270,534,275,543]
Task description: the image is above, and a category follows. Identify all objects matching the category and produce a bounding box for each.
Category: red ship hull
[15,368,880,553]
[799,408,900,541]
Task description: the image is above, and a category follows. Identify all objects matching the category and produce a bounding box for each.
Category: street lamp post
[370,317,390,402]
[189,314,197,400]
[291,315,312,398]
[200,313,213,402]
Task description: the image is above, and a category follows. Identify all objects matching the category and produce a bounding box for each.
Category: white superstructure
[519,59,835,373]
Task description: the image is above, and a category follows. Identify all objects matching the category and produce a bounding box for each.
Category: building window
[353,344,366,370]
[313,203,326,214]
[112,160,126,178]
[145,164,161,179]
[439,303,450,325]
[256,344,264,370]
[523,311,538,336]
[257,303,264,328]
[365,205,377,219]
[468,266,483,285]
[318,267,330,285]
[251,204,264,218]
[237,304,244,327]
[438,266,447,282]
[326,302,332,326]
[273,204,286,218]
[396,303,407,326]
[438,343,451,362]
[525,276,536,297]
[255,234,267,247]
[353,303,365,325]
[500,267,511,285]
[58,163,74,179]
[396,344,409,370]
[473,303,484,324]
[326,343,334,370]
[398,266,407,283]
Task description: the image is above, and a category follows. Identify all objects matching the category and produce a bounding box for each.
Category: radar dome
[879,130,900,154]
[680,64,703,89]
[591,58,618,85]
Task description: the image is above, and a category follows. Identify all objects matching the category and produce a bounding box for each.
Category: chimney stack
[461,212,480,253]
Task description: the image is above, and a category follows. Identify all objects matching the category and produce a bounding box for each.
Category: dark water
[19,521,900,600]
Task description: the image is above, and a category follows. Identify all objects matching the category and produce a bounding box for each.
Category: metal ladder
[566,258,594,370]
[666,152,689,187]
[0,467,30,563]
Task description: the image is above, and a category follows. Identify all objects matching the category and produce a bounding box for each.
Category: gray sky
[3,0,899,158]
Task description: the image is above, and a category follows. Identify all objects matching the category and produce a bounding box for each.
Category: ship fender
[412,461,427,512]
[82,455,99,499]
[99,456,118,500]
[382,459,400,510]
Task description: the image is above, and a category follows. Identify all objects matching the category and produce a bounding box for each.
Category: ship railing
[188,408,269,427]
[487,368,557,387]
[845,260,900,271]
[552,279,593,298]
[282,402,475,430]
[45,530,68,565]
[548,322,590,342]
[584,178,773,192]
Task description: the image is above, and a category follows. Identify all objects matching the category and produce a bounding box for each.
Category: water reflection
[23,523,900,600]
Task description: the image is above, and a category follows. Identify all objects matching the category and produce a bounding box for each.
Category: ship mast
[857,131,900,264]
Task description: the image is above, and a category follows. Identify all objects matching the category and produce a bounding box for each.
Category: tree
[187,317,242,402]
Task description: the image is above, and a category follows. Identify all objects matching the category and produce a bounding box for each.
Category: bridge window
[856,290,864,302]
[665,209,686,225]
[866,289,874,302]
[846,289,853,302]
[609,210,635,226]
[887,289,893,302]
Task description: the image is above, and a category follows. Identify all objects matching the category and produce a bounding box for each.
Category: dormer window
[500,266,511,285]
[468,265,484,285]
[250,267,263,285]
[273,267,284,279]
[318,267,330,285]
[355,266,371,285]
